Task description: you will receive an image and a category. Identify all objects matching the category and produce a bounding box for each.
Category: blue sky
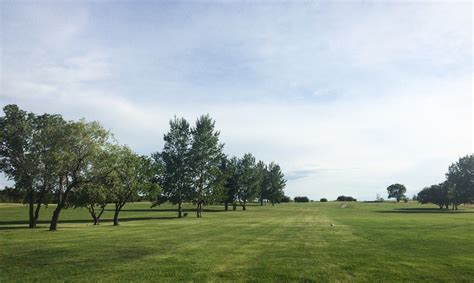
[1,0,472,200]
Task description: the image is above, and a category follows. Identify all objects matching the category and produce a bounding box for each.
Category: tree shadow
[0,216,178,230]
[110,208,226,213]
[375,208,474,214]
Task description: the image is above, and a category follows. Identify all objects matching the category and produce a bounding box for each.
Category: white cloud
[1,1,472,200]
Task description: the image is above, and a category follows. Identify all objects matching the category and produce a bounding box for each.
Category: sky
[1,0,472,200]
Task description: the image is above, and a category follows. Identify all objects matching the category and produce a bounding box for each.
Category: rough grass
[0,201,473,282]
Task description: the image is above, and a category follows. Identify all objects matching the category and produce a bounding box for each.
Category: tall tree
[31,113,68,227]
[221,156,239,211]
[255,161,268,206]
[190,114,224,218]
[266,162,286,206]
[386,183,407,202]
[0,105,38,228]
[236,153,258,210]
[49,120,110,231]
[155,117,192,218]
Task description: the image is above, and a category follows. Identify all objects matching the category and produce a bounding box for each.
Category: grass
[0,201,473,282]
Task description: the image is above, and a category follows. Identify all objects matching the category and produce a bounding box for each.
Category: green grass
[1,201,473,282]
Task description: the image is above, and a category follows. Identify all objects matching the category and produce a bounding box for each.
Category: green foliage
[336,195,357,202]
[265,162,286,205]
[386,183,407,202]
[320,198,328,202]
[280,195,291,203]
[446,154,474,206]
[153,117,192,217]
[236,153,259,210]
[294,196,309,202]
[189,114,225,217]
[108,146,159,225]
[418,155,473,210]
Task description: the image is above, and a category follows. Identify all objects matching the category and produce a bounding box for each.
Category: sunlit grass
[1,201,473,281]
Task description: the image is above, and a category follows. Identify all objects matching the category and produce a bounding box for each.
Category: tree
[446,154,474,208]
[109,146,159,226]
[294,196,309,202]
[155,117,192,218]
[386,183,407,202]
[336,195,356,202]
[236,153,258,210]
[31,113,69,227]
[220,156,239,211]
[69,183,109,225]
[417,183,450,209]
[0,105,43,228]
[265,162,286,206]
[281,195,291,203]
[189,115,224,217]
[255,161,268,206]
[49,120,110,231]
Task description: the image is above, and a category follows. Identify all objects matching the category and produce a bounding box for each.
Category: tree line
[0,105,286,230]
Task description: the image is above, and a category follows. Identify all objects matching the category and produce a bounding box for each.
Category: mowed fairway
[1,202,473,282]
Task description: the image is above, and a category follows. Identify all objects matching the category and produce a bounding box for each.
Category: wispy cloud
[1,1,471,199]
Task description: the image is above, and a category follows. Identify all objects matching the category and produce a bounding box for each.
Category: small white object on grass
[331,223,335,227]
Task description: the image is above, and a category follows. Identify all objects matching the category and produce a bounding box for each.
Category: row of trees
[154,116,286,218]
[0,105,287,230]
[0,105,159,230]
[417,155,473,210]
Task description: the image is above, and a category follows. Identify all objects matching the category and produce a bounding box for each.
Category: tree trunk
[49,206,61,231]
[113,206,120,226]
[33,203,42,226]
[28,192,36,228]
[260,198,263,206]
[233,203,237,211]
[196,202,201,218]
[224,202,229,211]
[96,206,105,225]
[242,200,246,211]
[50,191,69,231]
[178,201,182,218]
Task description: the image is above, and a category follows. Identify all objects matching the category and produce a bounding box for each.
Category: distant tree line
[417,155,473,210]
[0,105,286,230]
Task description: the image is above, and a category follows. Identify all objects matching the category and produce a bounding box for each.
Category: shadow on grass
[375,208,474,214]
[108,208,227,213]
[0,216,178,230]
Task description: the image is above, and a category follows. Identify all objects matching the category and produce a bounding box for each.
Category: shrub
[294,196,310,203]
[280,196,291,203]
[320,198,328,202]
[336,195,357,202]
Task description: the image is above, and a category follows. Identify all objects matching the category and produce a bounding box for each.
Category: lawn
[0,201,473,282]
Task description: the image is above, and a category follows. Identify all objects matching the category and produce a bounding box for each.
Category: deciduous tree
[386,183,407,202]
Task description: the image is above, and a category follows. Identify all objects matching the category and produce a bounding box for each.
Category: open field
[1,202,473,282]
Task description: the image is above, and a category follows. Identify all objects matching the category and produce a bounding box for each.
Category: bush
[320,198,328,202]
[336,195,357,202]
[280,196,291,203]
[294,196,310,203]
